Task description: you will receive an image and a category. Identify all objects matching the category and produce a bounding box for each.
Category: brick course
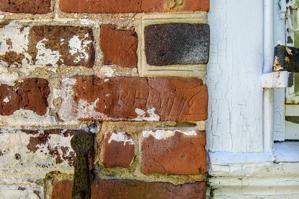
[51,179,206,199]
[0,0,209,198]
[59,76,208,122]
[59,0,209,13]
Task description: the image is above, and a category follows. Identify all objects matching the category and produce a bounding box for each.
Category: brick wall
[0,0,209,198]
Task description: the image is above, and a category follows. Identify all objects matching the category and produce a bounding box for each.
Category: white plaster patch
[134,108,160,122]
[143,129,198,140]
[0,22,32,67]
[3,96,10,103]
[108,132,135,146]
[58,78,78,122]
[68,34,92,63]
[0,109,55,127]
[0,185,42,199]
[0,65,19,86]
[77,98,111,120]
[35,38,61,66]
[0,129,73,179]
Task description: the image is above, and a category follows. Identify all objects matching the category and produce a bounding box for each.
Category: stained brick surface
[0,0,52,14]
[145,23,210,66]
[0,24,95,68]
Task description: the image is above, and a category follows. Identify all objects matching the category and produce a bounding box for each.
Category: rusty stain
[273,56,283,72]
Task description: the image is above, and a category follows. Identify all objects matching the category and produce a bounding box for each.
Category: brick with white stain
[0,22,95,68]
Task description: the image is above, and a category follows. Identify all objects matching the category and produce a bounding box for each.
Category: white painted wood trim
[207,0,264,153]
[262,71,289,88]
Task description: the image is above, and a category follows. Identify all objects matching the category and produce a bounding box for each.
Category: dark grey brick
[144,23,210,66]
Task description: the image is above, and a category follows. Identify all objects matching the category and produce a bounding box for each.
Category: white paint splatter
[3,97,10,103]
[0,66,19,86]
[0,129,73,179]
[134,108,160,121]
[68,35,92,63]
[0,22,32,67]
[35,38,61,66]
[143,129,198,140]
[0,109,56,127]
[108,132,135,146]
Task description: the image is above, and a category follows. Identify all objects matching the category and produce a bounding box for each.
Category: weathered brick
[59,0,209,13]
[59,76,208,122]
[51,179,206,199]
[0,23,95,68]
[0,78,49,115]
[0,129,82,177]
[100,131,135,168]
[144,23,210,66]
[0,0,51,14]
[100,25,138,68]
[91,180,206,199]
[141,130,206,175]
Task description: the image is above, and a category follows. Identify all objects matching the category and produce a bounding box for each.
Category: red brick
[142,0,209,13]
[0,78,49,115]
[141,130,206,175]
[0,0,52,14]
[59,0,142,13]
[0,24,95,68]
[60,76,208,122]
[59,0,209,13]
[100,25,138,68]
[51,179,206,199]
[29,26,95,67]
[100,131,135,168]
[52,180,73,199]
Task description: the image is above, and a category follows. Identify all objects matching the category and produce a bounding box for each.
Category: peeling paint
[35,38,61,66]
[68,34,92,63]
[0,22,32,68]
[143,129,197,140]
[2,96,10,104]
[0,129,75,179]
[134,108,160,122]
[108,132,135,146]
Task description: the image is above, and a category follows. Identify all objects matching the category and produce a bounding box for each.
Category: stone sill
[208,142,299,198]
[208,142,299,177]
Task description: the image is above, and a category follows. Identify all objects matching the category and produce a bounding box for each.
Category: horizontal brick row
[59,76,208,122]
[0,22,209,68]
[0,76,208,122]
[51,179,206,199]
[99,128,206,175]
[60,0,209,13]
[1,0,209,14]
